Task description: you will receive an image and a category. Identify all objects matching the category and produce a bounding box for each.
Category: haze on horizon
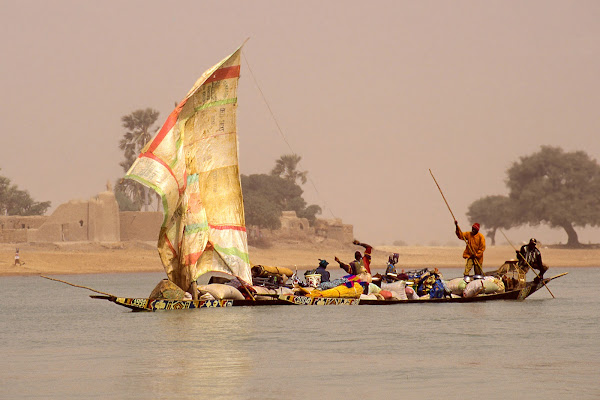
[1,1,599,246]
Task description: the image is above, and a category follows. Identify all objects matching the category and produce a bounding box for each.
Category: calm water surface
[1,267,599,400]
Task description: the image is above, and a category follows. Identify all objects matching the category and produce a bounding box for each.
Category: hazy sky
[2,0,599,245]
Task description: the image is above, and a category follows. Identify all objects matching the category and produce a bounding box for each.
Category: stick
[429,169,458,222]
[41,275,115,297]
[499,230,555,298]
[234,274,256,301]
[429,169,482,271]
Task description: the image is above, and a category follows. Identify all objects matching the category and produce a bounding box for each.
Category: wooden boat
[359,272,568,305]
[89,294,359,312]
[47,45,567,311]
[87,272,566,311]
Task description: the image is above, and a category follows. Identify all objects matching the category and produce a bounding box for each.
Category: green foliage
[297,204,322,226]
[117,108,161,211]
[467,195,515,245]
[506,146,600,246]
[241,172,321,229]
[242,174,285,229]
[0,171,51,216]
[114,186,141,211]
[271,154,308,185]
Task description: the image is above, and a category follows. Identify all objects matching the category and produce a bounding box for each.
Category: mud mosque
[0,188,353,245]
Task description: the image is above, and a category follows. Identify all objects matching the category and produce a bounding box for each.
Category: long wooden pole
[499,229,555,298]
[429,169,482,271]
[41,275,115,297]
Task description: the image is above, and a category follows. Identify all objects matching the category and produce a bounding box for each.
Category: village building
[0,190,352,245]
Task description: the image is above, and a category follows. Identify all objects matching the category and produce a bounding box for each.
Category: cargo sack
[390,290,407,300]
[307,282,363,298]
[463,279,486,298]
[368,283,382,294]
[446,277,467,296]
[360,294,379,300]
[381,280,406,293]
[198,284,245,300]
[405,286,419,300]
[149,279,187,300]
[429,279,446,299]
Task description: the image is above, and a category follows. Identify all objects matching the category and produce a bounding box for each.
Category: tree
[270,154,308,185]
[242,174,289,229]
[506,146,600,247]
[0,171,51,216]
[467,195,515,245]
[241,173,321,229]
[116,108,160,211]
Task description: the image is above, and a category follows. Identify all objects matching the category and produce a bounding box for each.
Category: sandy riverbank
[0,241,597,277]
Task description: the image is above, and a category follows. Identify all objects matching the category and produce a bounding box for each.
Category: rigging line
[241,50,337,219]
[40,275,115,297]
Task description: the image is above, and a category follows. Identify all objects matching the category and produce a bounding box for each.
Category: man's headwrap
[472,223,480,231]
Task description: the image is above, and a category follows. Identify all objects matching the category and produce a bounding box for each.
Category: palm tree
[270,154,308,185]
[117,108,160,211]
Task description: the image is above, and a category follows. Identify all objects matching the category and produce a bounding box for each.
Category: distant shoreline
[0,241,596,277]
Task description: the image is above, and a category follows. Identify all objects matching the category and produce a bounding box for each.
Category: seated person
[385,253,399,276]
[314,259,330,283]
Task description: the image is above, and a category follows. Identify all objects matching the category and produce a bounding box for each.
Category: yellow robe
[456,229,486,266]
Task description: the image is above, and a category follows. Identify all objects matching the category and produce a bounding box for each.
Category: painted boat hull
[91,273,566,311]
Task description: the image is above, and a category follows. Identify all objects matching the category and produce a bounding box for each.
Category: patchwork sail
[125,46,251,291]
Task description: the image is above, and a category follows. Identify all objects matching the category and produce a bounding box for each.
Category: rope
[241,50,336,219]
[40,275,115,297]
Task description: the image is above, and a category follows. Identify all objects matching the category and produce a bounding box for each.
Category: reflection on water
[1,269,599,399]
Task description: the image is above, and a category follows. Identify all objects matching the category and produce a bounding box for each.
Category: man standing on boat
[334,239,373,276]
[517,238,548,282]
[455,221,485,277]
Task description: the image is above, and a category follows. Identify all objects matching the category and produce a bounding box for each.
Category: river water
[1,267,599,400]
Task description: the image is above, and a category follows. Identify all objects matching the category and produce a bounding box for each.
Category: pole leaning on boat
[499,229,555,299]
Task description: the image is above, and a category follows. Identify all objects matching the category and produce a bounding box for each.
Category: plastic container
[305,274,321,288]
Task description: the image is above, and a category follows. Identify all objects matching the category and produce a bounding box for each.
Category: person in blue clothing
[314,259,330,282]
[385,253,399,275]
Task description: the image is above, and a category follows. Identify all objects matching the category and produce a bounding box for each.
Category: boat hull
[91,273,566,311]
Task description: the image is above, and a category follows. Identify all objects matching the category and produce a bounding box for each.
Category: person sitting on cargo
[314,259,331,283]
[383,253,399,281]
[385,253,399,275]
[334,239,373,276]
[517,238,548,282]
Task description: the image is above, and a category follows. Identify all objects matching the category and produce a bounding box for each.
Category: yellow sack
[307,282,363,298]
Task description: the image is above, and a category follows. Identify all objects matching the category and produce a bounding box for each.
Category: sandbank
[0,241,596,277]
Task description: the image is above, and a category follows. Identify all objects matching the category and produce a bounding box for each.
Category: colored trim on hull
[90,273,567,311]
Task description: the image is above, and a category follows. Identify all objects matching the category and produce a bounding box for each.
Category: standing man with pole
[429,169,486,278]
[455,221,486,278]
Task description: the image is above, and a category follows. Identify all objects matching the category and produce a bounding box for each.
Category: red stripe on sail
[205,65,240,85]
[209,224,246,232]
[147,99,188,154]
[138,151,184,193]
[184,252,202,266]
[163,234,178,258]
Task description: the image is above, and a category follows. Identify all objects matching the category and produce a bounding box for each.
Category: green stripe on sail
[124,174,169,227]
[185,221,209,234]
[167,128,184,169]
[194,98,237,112]
[214,243,250,265]
[187,174,199,184]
